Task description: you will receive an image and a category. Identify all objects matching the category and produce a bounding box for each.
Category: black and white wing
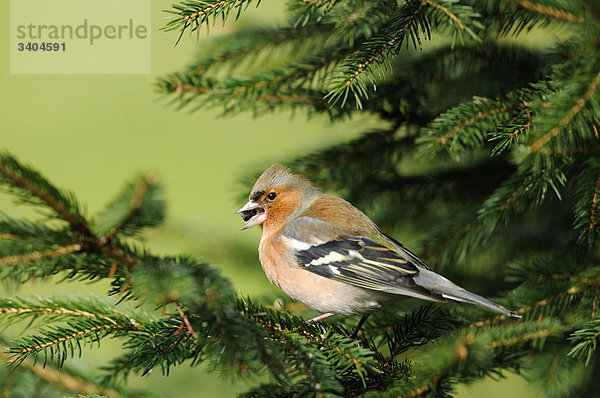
[285,218,445,302]
[284,217,521,316]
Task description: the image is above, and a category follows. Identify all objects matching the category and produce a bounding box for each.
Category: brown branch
[590,169,600,231]
[486,329,550,348]
[504,0,584,23]
[0,306,117,325]
[545,352,561,382]
[0,342,119,396]
[536,274,600,284]
[173,83,211,95]
[0,234,18,240]
[508,109,532,139]
[402,384,432,397]
[531,70,600,152]
[588,329,600,345]
[419,0,464,30]
[176,304,198,339]
[0,244,81,267]
[172,82,324,105]
[593,286,599,319]
[537,145,600,156]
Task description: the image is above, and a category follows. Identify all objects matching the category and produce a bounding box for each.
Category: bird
[236,164,520,337]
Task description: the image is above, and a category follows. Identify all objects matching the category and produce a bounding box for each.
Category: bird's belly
[272,265,386,315]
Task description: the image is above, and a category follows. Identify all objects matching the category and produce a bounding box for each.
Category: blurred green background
[0,1,537,396]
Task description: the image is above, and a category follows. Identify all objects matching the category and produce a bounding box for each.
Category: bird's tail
[414,268,521,318]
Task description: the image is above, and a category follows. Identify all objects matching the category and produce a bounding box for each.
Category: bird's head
[236,164,320,230]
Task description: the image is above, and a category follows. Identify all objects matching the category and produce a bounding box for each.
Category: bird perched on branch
[236,164,520,337]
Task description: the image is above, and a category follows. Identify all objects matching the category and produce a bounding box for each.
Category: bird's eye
[266,192,277,200]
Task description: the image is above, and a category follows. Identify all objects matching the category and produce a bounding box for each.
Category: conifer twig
[0,342,119,396]
[503,0,584,23]
[176,304,198,339]
[468,286,582,328]
[100,174,158,244]
[487,329,550,348]
[589,169,600,231]
[0,244,81,267]
[436,105,520,146]
[10,324,130,359]
[531,70,600,152]
[0,305,118,325]
[0,159,91,236]
[342,4,424,91]
[418,0,464,30]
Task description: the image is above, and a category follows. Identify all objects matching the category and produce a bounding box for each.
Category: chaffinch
[236,164,520,336]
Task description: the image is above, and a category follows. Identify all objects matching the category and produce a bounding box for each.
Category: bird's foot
[306,312,336,323]
[306,312,336,334]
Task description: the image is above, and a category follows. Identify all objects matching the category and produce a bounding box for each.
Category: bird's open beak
[235,201,267,230]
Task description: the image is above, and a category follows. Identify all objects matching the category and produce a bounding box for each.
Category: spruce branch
[3,295,158,369]
[0,341,120,397]
[490,109,532,156]
[325,0,482,108]
[0,153,142,276]
[423,155,570,269]
[531,69,600,153]
[0,244,82,267]
[503,0,584,24]
[568,318,600,365]
[9,322,132,368]
[159,44,358,117]
[416,86,543,157]
[288,0,339,27]
[0,154,91,237]
[325,0,398,47]
[574,158,600,247]
[325,1,427,108]
[186,24,334,74]
[381,305,454,364]
[413,319,560,388]
[419,0,464,30]
[0,295,133,328]
[469,285,583,329]
[93,173,164,242]
[162,0,260,45]
[528,347,587,398]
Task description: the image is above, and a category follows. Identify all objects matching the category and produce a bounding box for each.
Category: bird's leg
[306,312,336,324]
[349,314,370,339]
